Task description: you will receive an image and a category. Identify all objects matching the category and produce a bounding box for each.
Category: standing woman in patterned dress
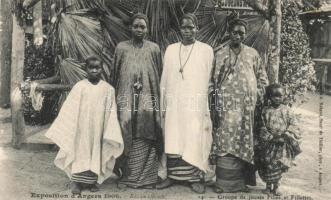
[112,13,163,189]
[209,18,268,193]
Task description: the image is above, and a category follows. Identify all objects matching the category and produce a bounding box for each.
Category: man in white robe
[45,56,124,194]
[157,13,214,194]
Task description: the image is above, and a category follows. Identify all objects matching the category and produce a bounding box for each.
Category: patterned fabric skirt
[258,137,301,184]
[264,137,301,168]
[167,154,203,182]
[71,171,98,184]
[118,138,158,188]
[215,155,247,192]
[258,162,284,184]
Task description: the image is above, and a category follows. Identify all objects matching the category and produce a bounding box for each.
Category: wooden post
[243,0,269,19]
[10,14,25,148]
[10,15,25,94]
[0,0,13,107]
[267,0,282,83]
[11,87,25,148]
[244,0,282,83]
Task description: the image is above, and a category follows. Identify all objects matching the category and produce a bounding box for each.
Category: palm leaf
[51,0,105,12]
[51,10,112,81]
[49,0,271,81]
[100,12,131,53]
[58,57,86,85]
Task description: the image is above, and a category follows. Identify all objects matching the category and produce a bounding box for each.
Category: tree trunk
[267,0,282,83]
[10,14,25,93]
[243,0,269,19]
[10,14,25,148]
[244,0,281,83]
[0,0,13,107]
[11,87,24,148]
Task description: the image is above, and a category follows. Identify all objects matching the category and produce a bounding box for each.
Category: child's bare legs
[78,182,99,192]
[263,182,272,194]
[272,182,281,196]
[88,184,99,192]
[71,171,99,193]
[70,182,81,195]
[262,182,281,196]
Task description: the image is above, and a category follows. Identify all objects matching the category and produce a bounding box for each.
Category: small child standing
[46,56,124,194]
[256,84,301,196]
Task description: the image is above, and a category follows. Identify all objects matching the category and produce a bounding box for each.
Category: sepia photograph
[0,0,330,199]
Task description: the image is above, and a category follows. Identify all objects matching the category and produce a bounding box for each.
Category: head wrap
[131,13,149,27]
[228,18,248,31]
[181,13,198,28]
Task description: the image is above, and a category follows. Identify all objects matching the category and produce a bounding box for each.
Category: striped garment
[118,139,158,188]
[215,155,247,192]
[258,161,285,184]
[256,104,302,184]
[71,171,98,184]
[167,155,203,182]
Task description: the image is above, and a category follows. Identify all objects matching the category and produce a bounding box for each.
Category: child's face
[270,88,284,107]
[86,61,102,81]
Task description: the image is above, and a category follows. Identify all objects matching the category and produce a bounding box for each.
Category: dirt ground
[0,93,330,200]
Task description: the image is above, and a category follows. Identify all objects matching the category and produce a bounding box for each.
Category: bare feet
[241,186,250,193]
[190,183,206,194]
[140,184,156,189]
[70,182,81,195]
[263,184,272,194]
[213,186,224,193]
[117,183,128,190]
[262,188,272,194]
[272,183,282,196]
[273,189,282,196]
[156,178,174,189]
[89,184,99,192]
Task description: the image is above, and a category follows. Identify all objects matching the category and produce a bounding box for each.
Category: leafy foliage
[23,36,58,125]
[50,10,112,81]
[19,0,319,124]
[279,1,316,105]
[23,0,270,115]
[47,0,271,87]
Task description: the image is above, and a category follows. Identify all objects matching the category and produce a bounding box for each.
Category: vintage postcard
[0,0,330,200]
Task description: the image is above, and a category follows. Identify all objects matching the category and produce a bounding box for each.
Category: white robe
[45,79,124,184]
[160,41,214,172]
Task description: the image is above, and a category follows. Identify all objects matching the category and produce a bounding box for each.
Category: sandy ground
[0,93,330,200]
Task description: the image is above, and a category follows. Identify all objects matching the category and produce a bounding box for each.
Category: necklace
[219,46,242,84]
[229,46,240,67]
[179,42,195,79]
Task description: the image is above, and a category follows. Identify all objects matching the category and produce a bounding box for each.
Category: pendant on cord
[179,68,184,79]
[178,42,195,80]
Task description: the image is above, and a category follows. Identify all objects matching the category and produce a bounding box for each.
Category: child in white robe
[46,56,124,194]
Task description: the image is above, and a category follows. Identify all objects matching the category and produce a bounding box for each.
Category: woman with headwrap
[209,18,268,193]
[112,13,163,189]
